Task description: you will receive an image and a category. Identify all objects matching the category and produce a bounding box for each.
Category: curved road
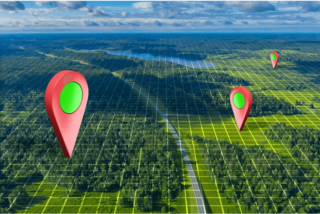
[129,83,207,214]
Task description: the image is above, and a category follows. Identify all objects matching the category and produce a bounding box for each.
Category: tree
[135,197,144,211]
[161,205,168,213]
[143,195,152,211]
[118,197,128,207]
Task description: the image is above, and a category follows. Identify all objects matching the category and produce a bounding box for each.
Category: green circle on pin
[271,54,276,61]
[233,92,245,109]
[60,82,83,114]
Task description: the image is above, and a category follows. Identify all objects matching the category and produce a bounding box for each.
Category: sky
[1,1,320,32]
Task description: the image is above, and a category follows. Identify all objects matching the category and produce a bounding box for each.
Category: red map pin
[230,86,252,131]
[270,51,279,69]
[45,70,89,158]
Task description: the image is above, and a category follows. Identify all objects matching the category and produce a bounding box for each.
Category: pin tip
[64,152,72,158]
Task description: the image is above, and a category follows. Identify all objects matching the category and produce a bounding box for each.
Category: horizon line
[2,31,320,34]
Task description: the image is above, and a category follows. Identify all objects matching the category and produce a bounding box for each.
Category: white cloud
[26,8,53,16]
[133,2,152,11]
[1,1,320,31]
[275,2,320,14]
[0,1,25,11]
[0,16,318,32]
[225,1,275,13]
[35,1,108,17]
[295,2,320,13]
[35,1,87,10]
[122,11,127,17]
[82,20,100,27]
[86,7,108,17]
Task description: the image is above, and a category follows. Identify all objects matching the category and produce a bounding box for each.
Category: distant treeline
[204,89,301,116]
[123,72,301,117]
[270,53,319,63]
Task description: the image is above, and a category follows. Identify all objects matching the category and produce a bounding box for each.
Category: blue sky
[1,1,320,32]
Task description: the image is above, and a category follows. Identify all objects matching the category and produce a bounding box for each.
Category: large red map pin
[270,51,279,69]
[45,70,89,158]
[230,86,252,131]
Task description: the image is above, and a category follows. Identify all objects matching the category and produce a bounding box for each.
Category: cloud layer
[0,1,25,11]
[35,1,87,10]
[1,1,320,31]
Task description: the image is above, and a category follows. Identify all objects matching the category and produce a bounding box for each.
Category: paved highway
[129,83,207,214]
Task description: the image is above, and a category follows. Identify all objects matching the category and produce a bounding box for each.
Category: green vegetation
[265,123,320,165]
[312,96,320,102]
[1,33,320,213]
[202,138,320,213]
[0,69,184,213]
[123,72,301,116]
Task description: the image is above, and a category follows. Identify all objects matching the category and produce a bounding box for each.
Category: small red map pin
[45,70,89,158]
[270,51,279,69]
[230,86,252,131]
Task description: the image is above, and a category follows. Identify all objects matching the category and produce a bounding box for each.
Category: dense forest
[265,123,320,165]
[122,71,301,116]
[199,137,320,213]
[0,73,182,212]
[1,33,320,213]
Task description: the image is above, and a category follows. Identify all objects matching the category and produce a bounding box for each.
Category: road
[129,83,207,214]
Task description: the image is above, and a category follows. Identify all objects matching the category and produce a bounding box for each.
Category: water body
[103,50,217,68]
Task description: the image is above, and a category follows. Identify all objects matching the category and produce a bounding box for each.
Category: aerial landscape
[1,1,320,214]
